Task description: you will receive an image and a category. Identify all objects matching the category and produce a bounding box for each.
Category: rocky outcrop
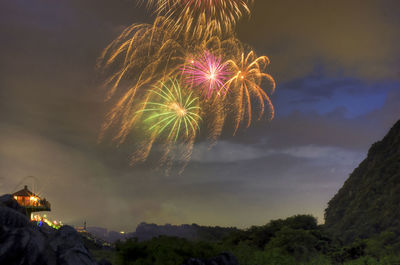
[182,252,239,265]
[0,194,105,265]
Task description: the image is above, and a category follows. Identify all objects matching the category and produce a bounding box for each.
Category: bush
[264,227,320,261]
[115,236,222,265]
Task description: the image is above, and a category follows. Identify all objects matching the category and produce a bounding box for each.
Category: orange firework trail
[98,17,187,144]
[148,0,252,37]
[99,0,275,170]
[225,51,276,133]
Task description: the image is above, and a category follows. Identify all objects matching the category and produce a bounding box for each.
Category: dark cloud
[238,0,400,82]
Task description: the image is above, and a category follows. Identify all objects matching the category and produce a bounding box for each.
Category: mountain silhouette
[325,120,400,243]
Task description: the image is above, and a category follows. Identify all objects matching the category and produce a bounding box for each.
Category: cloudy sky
[1,0,399,231]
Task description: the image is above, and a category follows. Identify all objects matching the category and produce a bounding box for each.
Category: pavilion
[12,185,51,218]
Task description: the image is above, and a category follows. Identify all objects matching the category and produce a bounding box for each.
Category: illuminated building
[12,185,51,218]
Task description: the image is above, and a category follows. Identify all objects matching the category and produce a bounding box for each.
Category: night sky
[1,0,399,232]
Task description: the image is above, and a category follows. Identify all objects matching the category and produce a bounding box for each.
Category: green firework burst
[139,79,201,142]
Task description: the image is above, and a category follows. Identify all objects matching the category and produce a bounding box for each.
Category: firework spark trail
[139,79,201,142]
[98,0,275,170]
[130,78,201,164]
[147,0,252,38]
[225,51,276,133]
[182,51,230,98]
[98,18,188,144]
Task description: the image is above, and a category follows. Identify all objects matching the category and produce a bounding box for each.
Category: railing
[24,199,51,210]
[40,200,51,210]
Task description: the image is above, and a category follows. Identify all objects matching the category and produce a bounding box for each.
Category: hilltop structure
[12,185,51,218]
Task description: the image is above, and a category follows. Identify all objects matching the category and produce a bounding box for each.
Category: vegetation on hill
[87,215,400,265]
[325,120,400,243]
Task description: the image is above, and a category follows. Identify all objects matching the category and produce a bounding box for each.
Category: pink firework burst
[183,51,231,99]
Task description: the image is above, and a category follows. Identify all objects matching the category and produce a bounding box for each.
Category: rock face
[182,252,239,265]
[0,194,102,265]
[324,120,400,243]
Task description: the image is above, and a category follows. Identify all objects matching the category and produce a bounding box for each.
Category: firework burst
[98,0,276,171]
[98,17,188,144]
[139,78,201,142]
[182,51,230,98]
[225,51,276,133]
[148,0,252,37]
[128,78,202,169]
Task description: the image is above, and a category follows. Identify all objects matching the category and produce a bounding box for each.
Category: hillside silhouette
[325,120,400,243]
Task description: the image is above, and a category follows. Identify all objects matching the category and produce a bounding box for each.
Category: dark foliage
[115,236,222,265]
[114,215,342,265]
[103,214,400,265]
[325,120,400,243]
[224,214,319,249]
[329,240,367,263]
